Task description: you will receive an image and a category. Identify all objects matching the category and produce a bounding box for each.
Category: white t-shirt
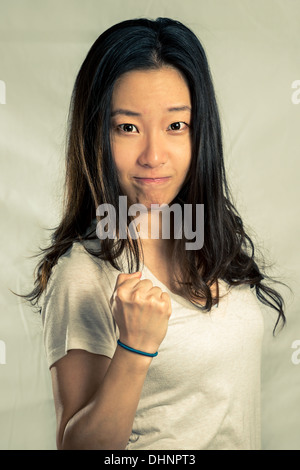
[41,240,264,450]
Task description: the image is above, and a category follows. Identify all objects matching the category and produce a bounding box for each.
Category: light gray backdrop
[0,0,299,450]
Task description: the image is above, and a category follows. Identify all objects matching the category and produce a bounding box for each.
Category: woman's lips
[133,177,171,185]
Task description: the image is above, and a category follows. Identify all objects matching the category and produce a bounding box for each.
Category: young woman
[23,18,285,450]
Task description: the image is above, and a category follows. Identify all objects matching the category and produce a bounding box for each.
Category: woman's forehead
[111,67,191,113]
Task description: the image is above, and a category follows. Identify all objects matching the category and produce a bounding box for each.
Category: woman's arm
[51,347,152,450]
[51,272,172,450]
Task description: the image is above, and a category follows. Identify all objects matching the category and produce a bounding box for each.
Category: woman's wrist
[117,339,158,358]
[114,340,154,373]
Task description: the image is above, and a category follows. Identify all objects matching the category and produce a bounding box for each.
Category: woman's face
[110,67,192,209]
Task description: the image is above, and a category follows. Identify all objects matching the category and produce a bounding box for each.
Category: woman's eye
[118,124,138,133]
[168,122,187,131]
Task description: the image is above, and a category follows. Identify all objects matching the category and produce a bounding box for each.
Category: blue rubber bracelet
[117,339,158,357]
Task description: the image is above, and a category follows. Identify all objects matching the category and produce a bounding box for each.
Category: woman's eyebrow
[167,106,191,113]
[111,106,191,118]
[111,109,141,117]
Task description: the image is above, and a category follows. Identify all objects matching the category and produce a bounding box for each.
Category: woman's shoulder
[223,280,264,316]
[221,279,257,300]
[45,240,119,296]
[41,240,120,367]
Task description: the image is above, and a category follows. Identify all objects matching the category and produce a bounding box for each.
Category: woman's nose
[137,132,167,168]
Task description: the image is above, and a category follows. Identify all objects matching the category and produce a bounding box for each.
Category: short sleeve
[41,243,119,368]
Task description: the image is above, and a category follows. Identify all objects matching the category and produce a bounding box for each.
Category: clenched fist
[110,272,172,355]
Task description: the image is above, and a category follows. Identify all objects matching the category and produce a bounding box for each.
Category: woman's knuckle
[131,289,142,303]
[115,286,125,301]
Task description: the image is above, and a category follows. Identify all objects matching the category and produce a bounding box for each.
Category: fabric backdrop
[0,0,299,450]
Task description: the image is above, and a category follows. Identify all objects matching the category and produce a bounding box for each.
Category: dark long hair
[20,17,286,332]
